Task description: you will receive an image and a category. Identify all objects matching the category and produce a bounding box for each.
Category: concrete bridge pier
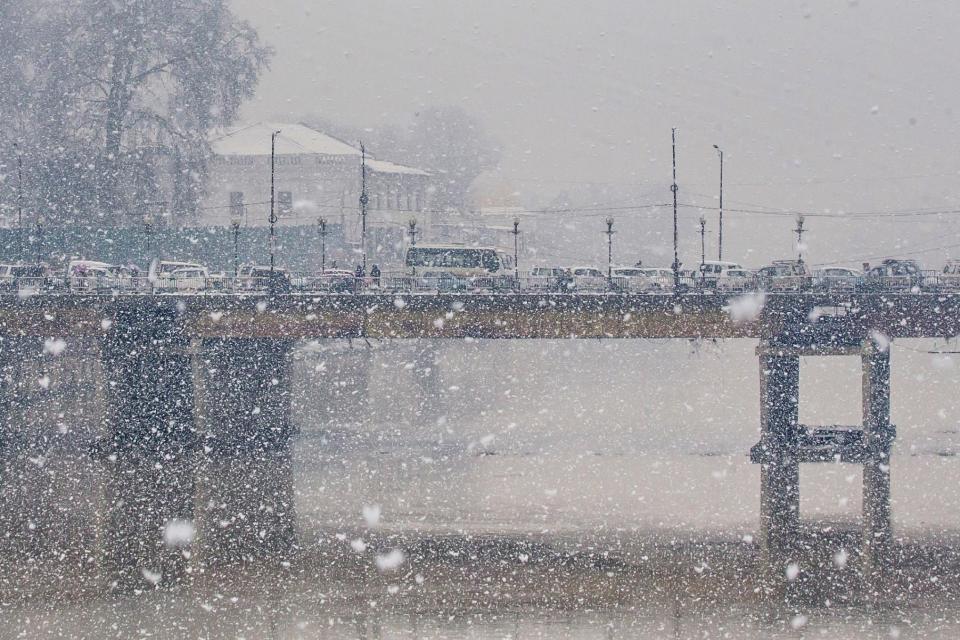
[190,338,298,570]
[861,337,894,594]
[97,308,198,590]
[755,346,801,593]
[751,334,896,600]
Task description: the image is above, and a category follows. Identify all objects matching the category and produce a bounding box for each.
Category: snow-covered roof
[366,158,429,177]
[211,122,360,157]
[210,122,429,176]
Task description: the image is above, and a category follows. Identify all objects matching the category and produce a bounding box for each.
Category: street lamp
[230,205,242,277]
[713,144,724,261]
[794,215,806,262]
[511,218,520,286]
[671,128,681,290]
[317,216,328,273]
[143,211,154,257]
[605,217,615,286]
[34,215,43,265]
[14,142,23,263]
[269,129,281,279]
[407,218,418,246]
[699,215,706,267]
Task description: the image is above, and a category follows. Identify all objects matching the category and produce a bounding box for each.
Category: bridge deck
[0,292,956,340]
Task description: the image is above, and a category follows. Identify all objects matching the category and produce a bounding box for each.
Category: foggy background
[233,0,960,267]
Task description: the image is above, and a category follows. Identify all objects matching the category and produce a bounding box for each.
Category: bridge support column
[756,345,800,593]
[191,338,298,569]
[97,308,198,590]
[862,338,894,593]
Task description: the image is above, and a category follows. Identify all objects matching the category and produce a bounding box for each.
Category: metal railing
[6,270,960,296]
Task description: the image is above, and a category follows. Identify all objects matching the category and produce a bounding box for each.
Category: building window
[229,191,244,219]
[278,191,293,216]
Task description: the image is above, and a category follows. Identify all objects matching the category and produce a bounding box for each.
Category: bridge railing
[8,270,960,295]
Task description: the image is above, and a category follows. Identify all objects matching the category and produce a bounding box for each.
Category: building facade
[199,122,433,261]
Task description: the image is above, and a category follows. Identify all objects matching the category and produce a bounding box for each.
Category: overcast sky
[232,0,960,265]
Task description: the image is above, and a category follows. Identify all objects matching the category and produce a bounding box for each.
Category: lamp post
[35,215,43,265]
[699,215,706,267]
[230,206,242,277]
[269,129,281,278]
[359,142,369,274]
[605,217,615,286]
[317,216,328,273]
[795,214,806,262]
[407,218,418,246]
[713,144,724,261]
[511,218,520,286]
[14,142,23,263]
[143,211,153,257]
[671,128,680,290]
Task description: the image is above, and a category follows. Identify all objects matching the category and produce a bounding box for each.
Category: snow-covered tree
[0,0,272,225]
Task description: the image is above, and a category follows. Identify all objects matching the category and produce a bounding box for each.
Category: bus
[403,244,514,277]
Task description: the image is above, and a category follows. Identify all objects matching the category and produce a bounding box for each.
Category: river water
[4,338,960,638]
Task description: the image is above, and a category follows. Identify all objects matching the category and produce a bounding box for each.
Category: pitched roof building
[199,122,433,251]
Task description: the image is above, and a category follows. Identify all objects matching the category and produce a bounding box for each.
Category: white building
[200,122,433,251]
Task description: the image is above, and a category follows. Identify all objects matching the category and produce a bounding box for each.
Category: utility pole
[671,128,680,290]
[269,129,281,278]
[605,217,615,285]
[511,218,520,286]
[359,141,369,274]
[318,217,328,273]
[794,215,806,262]
[14,142,23,263]
[699,215,706,267]
[713,144,724,261]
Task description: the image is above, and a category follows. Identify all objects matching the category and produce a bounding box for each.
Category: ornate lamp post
[143,211,154,257]
[317,216,328,273]
[230,206,242,276]
[605,217,615,286]
[511,218,520,286]
[407,218,418,246]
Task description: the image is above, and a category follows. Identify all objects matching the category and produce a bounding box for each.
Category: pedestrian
[355,264,364,279]
[370,263,381,287]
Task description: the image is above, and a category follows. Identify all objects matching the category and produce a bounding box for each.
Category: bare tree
[0,0,272,225]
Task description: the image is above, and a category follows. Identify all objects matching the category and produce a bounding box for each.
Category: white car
[157,267,209,292]
[758,260,813,291]
[716,268,757,292]
[638,267,675,289]
[611,267,658,292]
[814,267,861,290]
[697,261,744,287]
[569,266,607,291]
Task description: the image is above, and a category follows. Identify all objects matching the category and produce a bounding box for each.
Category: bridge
[1,290,957,598]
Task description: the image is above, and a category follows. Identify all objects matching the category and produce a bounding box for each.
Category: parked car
[235,264,290,293]
[67,260,114,292]
[814,267,861,290]
[696,261,744,288]
[418,270,466,292]
[611,266,658,292]
[716,268,757,292]
[637,267,675,289]
[302,269,357,293]
[156,266,209,292]
[861,259,924,290]
[0,264,49,292]
[528,266,575,292]
[938,260,960,289]
[757,260,813,291]
[569,266,607,291]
